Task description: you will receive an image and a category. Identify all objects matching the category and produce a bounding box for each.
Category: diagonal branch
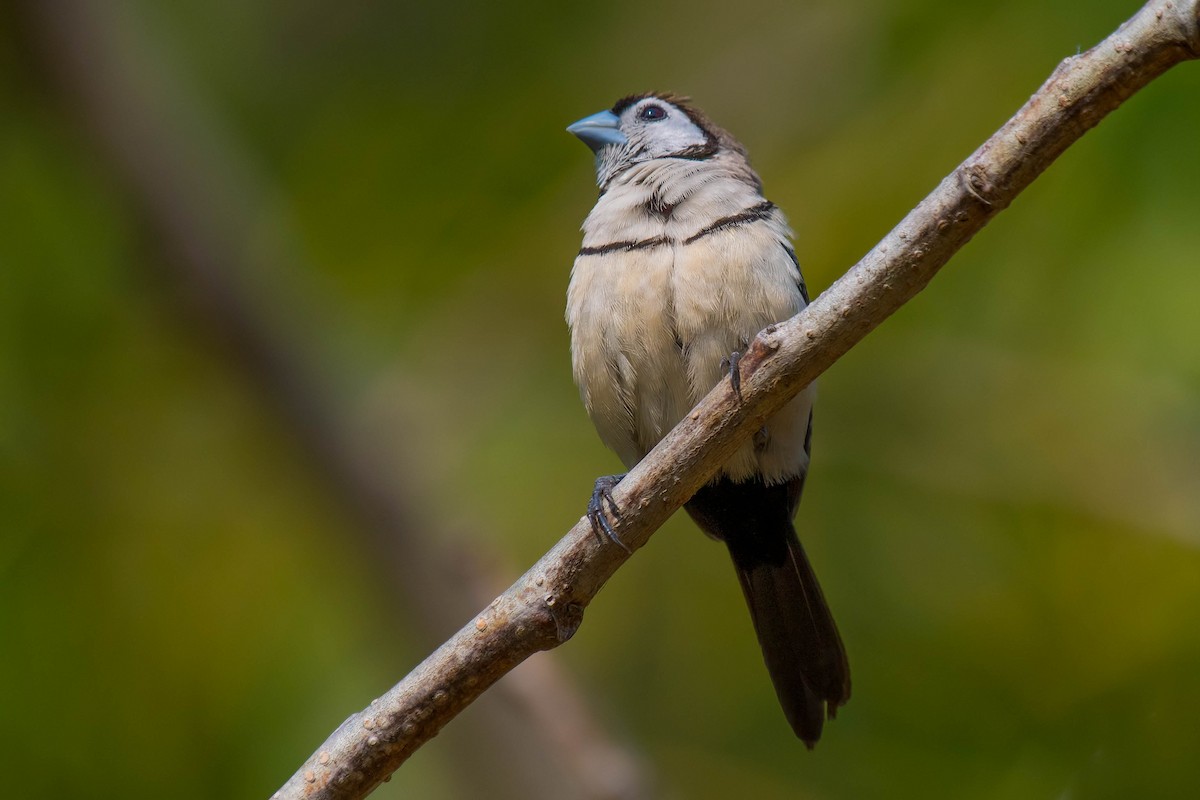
[277,1,1199,798]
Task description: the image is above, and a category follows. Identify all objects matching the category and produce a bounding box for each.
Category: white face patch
[617,98,710,160]
[592,96,717,188]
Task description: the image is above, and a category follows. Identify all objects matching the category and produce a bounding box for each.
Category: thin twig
[273,2,1200,797]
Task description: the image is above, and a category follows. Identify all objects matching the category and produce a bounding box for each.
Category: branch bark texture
[277,2,1200,797]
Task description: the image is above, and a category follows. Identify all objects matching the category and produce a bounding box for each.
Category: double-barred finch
[565,93,850,746]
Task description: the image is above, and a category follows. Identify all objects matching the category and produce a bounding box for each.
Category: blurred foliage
[2,0,1200,798]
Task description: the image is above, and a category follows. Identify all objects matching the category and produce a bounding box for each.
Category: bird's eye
[638,104,667,121]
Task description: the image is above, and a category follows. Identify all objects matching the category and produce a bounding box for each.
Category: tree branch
[277,1,1199,797]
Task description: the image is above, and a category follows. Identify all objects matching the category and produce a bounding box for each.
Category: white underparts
[567,153,813,483]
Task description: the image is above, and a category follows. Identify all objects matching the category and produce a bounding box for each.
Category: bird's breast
[568,176,811,480]
[567,232,692,469]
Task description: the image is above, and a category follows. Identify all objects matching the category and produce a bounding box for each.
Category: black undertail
[684,475,850,746]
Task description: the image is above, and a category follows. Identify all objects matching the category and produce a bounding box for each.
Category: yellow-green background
[3,1,1199,798]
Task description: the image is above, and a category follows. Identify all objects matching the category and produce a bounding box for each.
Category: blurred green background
[3,1,1199,798]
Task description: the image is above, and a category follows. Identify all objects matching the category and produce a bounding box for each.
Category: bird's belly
[670,225,812,482]
[567,245,692,468]
[568,229,811,483]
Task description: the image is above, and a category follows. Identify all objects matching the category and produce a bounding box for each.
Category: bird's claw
[721,351,743,402]
[587,473,629,552]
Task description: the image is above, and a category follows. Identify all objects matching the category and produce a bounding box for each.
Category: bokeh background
[3,1,1199,798]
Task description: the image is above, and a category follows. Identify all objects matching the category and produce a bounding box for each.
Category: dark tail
[685,476,850,746]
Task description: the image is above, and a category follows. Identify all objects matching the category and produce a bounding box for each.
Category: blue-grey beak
[567,110,627,153]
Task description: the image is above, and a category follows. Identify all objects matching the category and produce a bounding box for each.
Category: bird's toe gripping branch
[586,473,629,552]
[721,350,743,402]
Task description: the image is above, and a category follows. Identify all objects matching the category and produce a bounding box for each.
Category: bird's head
[567,93,736,187]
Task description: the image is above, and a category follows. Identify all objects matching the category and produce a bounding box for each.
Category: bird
[564,93,850,746]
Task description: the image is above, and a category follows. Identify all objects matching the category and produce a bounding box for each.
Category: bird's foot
[721,351,743,402]
[587,473,629,552]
